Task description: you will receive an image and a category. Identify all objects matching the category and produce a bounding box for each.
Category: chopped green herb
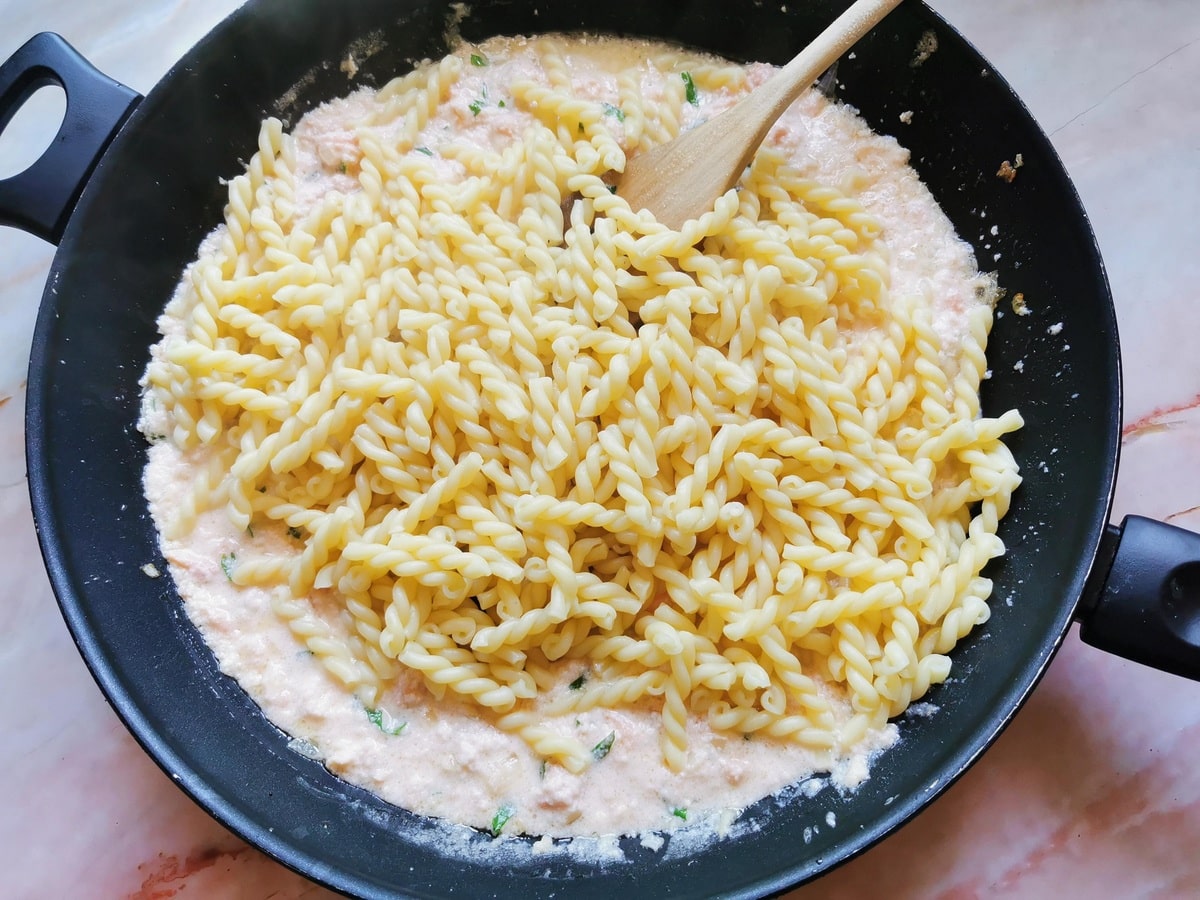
[578,121,585,134]
[497,99,506,108]
[538,759,548,779]
[366,707,407,736]
[415,145,434,156]
[490,804,515,836]
[219,553,236,581]
[147,432,166,443]
[601,102,625,122]
[591,731,616,761]
[468,83,489,116]
[569,672,587,691]
[671,806,688,821]
[287,525,303,540]
[470,53,488,67]
[607,184,618,194]
[245,523,255,538]
[681,71,698,105]
[338,161,348,174]
[256,485,267,493]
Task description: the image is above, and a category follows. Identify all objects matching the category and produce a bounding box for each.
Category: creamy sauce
[140,34,994,841]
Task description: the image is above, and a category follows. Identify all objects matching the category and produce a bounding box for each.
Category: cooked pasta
[141,34,1020,818]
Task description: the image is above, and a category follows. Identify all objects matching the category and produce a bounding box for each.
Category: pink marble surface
[1,1,1198,897]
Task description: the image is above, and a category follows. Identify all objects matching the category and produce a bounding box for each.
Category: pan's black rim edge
[25,387,363,895]
[25,397,368,896]
[739,3,1126,894]
[22,1,1124,898]
[19,1,363,894]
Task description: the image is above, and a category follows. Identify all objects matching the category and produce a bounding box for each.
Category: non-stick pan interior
[26,0,1119,896]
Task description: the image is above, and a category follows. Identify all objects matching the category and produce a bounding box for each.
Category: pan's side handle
[0,33,141,244]
[1077,515,1200,680]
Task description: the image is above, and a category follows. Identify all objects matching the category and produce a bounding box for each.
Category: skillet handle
[0,32,140,244]
[1077,515,1200,680]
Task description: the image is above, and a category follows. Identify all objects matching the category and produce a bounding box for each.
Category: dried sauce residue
[911,30,938,67]
[997,153,1025,182]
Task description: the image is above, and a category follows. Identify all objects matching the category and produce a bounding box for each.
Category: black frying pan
[4,0,1199,897]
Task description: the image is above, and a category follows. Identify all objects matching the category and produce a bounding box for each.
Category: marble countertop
[2,1,1198,896]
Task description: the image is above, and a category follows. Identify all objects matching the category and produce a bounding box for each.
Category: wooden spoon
[618,0,906,229]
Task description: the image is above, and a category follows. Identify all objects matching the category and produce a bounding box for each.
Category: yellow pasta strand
[141,36,1022,777]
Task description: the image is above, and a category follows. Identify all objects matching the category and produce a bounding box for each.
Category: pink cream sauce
[141,35,992,847]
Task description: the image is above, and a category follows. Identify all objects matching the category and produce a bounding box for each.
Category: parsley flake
[591,731,616,761]
[366,707,407,736]
[569,672,587,691]
[671,806,688,821]
[490,804,515,836]
[470,53,488,67]
[469,83,489,116]
[219,553,236,581]
[681,71,698,105]
[601,102,625,122]
[287,525,303,539]
[415,146,434,156]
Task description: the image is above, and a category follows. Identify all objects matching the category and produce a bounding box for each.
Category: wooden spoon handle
[619,0,906,230]
[748,0,906,147]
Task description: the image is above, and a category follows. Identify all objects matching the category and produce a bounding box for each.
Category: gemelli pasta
[140,34,1021,835]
